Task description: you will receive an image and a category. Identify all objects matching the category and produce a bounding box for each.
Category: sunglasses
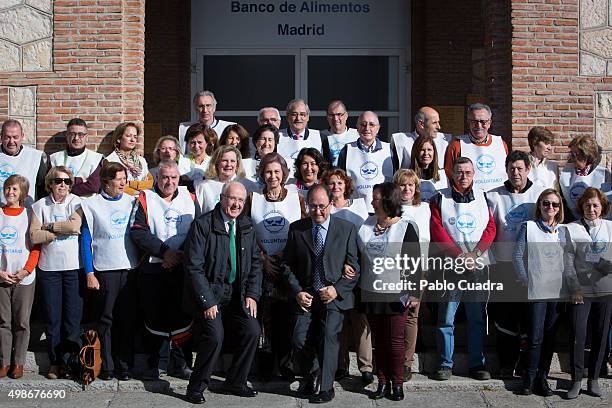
[53,178,73,186]
[541,200,560,208]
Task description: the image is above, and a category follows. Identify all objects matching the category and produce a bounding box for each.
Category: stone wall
[0,0,145,154]
[511,0,612,164]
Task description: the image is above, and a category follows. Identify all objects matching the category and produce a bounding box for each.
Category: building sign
[192,0,409,48]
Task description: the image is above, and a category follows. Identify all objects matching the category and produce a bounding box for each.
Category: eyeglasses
[308,202,331,212]
[327,112,346,118]
[222,194,245,204]
[468,119,491,126]
[358,122,379,128]
[158,147,177,153]
[66,132,87,139]
[52,178,73,186]
[541,200,560,208]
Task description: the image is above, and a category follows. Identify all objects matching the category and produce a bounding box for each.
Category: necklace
[374,217,400,236]
[265,187,283,201]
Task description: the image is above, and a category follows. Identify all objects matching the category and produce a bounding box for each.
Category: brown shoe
[47,365,60,380]
[0,366,9,378]
[9,365,24,379]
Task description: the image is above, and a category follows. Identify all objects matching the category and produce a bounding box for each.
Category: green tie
[229,219,236,283]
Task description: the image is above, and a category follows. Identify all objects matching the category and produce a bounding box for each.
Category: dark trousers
[259,297,293,377]
[524,301,559,384]
[188,300,260,393]
[491,302,526,370]
[568,297,612,380]
[39,268,83,365]
[291,298,344,392]
[93,269,137,374]
[368,312,407,385]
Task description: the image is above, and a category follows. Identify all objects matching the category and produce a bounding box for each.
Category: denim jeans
[524,301,559,384]
[436,301,486,369]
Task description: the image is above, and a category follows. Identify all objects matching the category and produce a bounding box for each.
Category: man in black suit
[283,184,360,403]
[183,181,262,404]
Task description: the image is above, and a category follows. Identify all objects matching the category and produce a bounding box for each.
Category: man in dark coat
[183,181,262,404]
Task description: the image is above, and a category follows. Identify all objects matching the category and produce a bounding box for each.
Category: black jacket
[182,204,262,316]
[283,214,360,311]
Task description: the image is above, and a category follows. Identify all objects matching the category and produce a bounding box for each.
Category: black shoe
[533,377,554,397]
[361,371,374,385]
[98,371,114,381]
[221,384,258,397]
[302,372,320,396]
[404,367,413,382]
[334,369,349,381]
[389,384,404,401]
[371,383,388,400]
[116,371,131,381]
[310,389,335,404]
[517,387,532,396]
[469,365,491,381]
[185,391,205,404]
[432,367,451,381]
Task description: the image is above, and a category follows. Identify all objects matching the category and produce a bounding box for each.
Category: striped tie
[313,224,325,290]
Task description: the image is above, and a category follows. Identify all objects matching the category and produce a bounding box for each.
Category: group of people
[0,91,610,405]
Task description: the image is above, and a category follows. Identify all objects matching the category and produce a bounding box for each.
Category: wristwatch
[45,223,54,232]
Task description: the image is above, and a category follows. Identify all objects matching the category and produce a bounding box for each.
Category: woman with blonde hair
[0,175,40,379]
[149,135,191,181]
[105,122,152,195]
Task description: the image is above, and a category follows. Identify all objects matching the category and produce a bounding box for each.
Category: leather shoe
[9,365,23,379]
[361,371,374,385]
[370,383,388,400]
[390,384,404,401]
[98,371,114,381]
[185,391,205,404]
[310,389,334,403]
[302,372,320,396]
[0,366,10,379]
[221,384,258,397]
[533,376,554,397]
[116,371,131,381]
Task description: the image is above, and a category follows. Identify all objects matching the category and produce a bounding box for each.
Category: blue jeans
[524,301,559,384]
[39,268,83,365]
[436,301,486,369]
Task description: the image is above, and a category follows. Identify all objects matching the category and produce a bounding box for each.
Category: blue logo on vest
[0,225,18,246]
[164,208,182,226]
[263,210,287,233]
[570,183,587,201]
[0,163,15,190]
[505,204,529,231]
[290,150,300,160]
[367,235,386,256]
[330,142,342,159]
[455,213,476,234]
[476,154,495,174]
[110,211,128,230]
[360,161,379,180]
[592,240,608,254]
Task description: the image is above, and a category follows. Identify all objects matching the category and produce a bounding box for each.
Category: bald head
[357,111,380,146]
[415,106,441,138]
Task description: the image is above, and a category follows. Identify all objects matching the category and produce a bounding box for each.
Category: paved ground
[0,373,610,407]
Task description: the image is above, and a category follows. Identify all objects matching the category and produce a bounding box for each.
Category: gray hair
[414,110,426,125]
[152,135,183,165]
[467,103,492,118]
[192,90,217,108]
[157,159,180,174]
[258,107,280,120]
[286,98,310,115]
[327,100,347,113]
[221,180,247,198]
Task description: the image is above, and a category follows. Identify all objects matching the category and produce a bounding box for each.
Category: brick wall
[0,0,145,155]
[510,0,611,162]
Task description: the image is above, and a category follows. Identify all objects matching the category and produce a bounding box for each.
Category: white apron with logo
[331,198,368,227]
[144,188,195,263]
[560,164,611,218]
[0,146,44,207]
[251,191,301,256]
[321,128,359,166]
[278,129,322,177]
[81,194,138,271]
[528,159,558,190]
[420,176,448,202]
[31,194,82,271]
[459,135,507,191]
[50,149,103,180]
[345,142,394,213]
[525,220,566,300]
[0,209,34,285]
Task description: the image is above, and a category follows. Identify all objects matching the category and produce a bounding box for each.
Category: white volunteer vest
[440,188,492,265]
[321,128,359,166]
[0,209,34,285]
[525,221,566,300]
[278,129,322,177]
[459,135,507,191]
[358,216,413,294]
[487,185,544,262]
[0,146,44,207]
[31,194,82,271]
[560,164,611,218]
[401,203,431,243]
[81,194,138,271]
[178,119,235,154]
[345,141,394,213]
[528,159,558,190]
[251,191,301,256]
[50,149,103,180]
[143,187,195,263]
[420,176,448,202]
[185,156,211,183]
[194,178,224,214]
[105,151,149,182]
[391,131,450,170]
[331,198,368,227]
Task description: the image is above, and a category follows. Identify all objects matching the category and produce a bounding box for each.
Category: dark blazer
[283,214,360,310]
[183,204,262,317]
